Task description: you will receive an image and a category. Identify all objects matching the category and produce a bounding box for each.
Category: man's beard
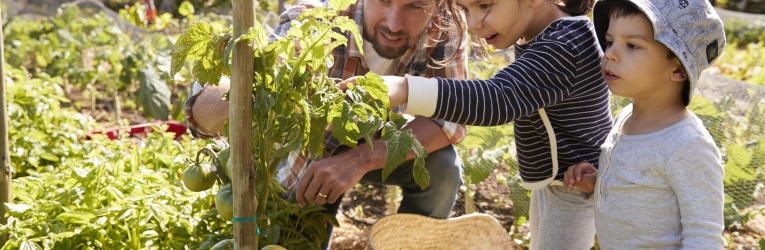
[362,23,418,59]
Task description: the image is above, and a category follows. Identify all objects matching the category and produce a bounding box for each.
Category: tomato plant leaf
[256,89,276,116]
[329,102,360,147]
[329,0,357,13]
[380,122,412,181]
[170,22,214,77]
[410,136,429,189]
[273,136,303,161]
[358,72,389,110]
[333,16,362,55]
[178,1,195,17]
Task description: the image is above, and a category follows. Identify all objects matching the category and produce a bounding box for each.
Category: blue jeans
[322,144,464,249]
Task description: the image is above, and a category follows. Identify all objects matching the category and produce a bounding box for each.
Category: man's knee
[419,145,464,187]
[424,145,463,173]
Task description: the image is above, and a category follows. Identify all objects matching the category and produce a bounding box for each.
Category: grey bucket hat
[592,0,726,105]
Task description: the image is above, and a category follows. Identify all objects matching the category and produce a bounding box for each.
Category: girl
[357,0,613,248]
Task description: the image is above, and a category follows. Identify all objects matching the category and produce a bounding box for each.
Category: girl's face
[455,0,531,49]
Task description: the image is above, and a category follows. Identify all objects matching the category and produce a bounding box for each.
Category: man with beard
[184,0,467,244]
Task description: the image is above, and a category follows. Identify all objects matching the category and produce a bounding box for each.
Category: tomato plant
[170,0,429,248]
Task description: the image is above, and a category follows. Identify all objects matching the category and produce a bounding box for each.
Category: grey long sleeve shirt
[595,104,725,249]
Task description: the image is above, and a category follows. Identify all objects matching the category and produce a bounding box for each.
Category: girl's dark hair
[445,0,598,59]
[560,0,598,16]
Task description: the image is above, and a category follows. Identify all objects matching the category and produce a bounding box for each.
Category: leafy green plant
[3,4,175,121]
[4,67,95,177]
[724,19,765,45]
[170,0,428,248]
[0,64,232,249]
[457,126,513,214]
[714,42,765,86]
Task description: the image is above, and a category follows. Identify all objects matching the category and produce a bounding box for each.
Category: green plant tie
[232,215,260,235]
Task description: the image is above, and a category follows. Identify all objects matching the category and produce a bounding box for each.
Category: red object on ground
[86,121,188,141]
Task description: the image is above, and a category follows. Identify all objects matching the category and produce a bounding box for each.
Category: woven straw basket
[368,213,513,250]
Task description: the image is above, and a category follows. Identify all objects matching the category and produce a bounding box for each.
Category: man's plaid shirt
[187,0,468,190]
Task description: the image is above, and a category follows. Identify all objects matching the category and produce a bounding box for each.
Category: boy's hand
[563,162,598,194]
[336,76,409,108]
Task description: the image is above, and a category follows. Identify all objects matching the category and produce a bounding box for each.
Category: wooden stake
[231,0,258,249]
[0,4,13,246]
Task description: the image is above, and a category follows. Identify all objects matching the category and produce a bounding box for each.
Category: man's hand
[295,149,374,206]
[337,75,409,108]
[563,162,598,194]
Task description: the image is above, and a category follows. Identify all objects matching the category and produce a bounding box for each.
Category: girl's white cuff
[404,75,439,117]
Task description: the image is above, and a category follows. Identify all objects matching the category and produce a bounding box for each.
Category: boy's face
[601,13,686,102]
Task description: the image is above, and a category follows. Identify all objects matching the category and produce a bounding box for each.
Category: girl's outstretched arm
[403,40,584,126]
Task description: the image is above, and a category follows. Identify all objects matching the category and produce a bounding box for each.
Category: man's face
[601,14,685,102]
[362,0,437,59]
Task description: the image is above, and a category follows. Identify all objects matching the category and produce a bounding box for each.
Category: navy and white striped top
[407,16,613,182]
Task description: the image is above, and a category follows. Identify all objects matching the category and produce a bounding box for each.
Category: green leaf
[273,136,302,161]
[359,72,389,110]
[351,103,368,121]
[380,122,412,181]
[463,146,506,185]
[238,23,268,49]
[40,152,59,162]
[308,115,328,157]
[192,34,229,85]
[267,224,281,244]
[53,232,76,241]
[4,203,32,217]
[333,16,363,54]
[329,0,356,12]
[256,88,276,116]
[170,22,214,77]
[57,211,95,224]
[178,1,195,17]
[20,240,42,250]
[328,102,360,147]
[149,204,168,231]
[410,135,429,189]
[389,112,408,129]
[137,68,171,120]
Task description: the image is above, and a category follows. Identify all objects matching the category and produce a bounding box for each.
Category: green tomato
[182,162,217,192]
[210,239,234,250]
[216,183,234,221]
[261,245,287,250]
[217,146,230,174]
[225,158,233,179]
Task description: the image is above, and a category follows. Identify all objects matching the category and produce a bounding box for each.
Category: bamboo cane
[230,0,258,249]
[0,4,13,247]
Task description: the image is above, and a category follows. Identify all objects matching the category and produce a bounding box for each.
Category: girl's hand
[563,162,598,194]
[336,75,409,108]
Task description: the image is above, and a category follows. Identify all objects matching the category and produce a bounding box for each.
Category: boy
[563,0,727,248]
